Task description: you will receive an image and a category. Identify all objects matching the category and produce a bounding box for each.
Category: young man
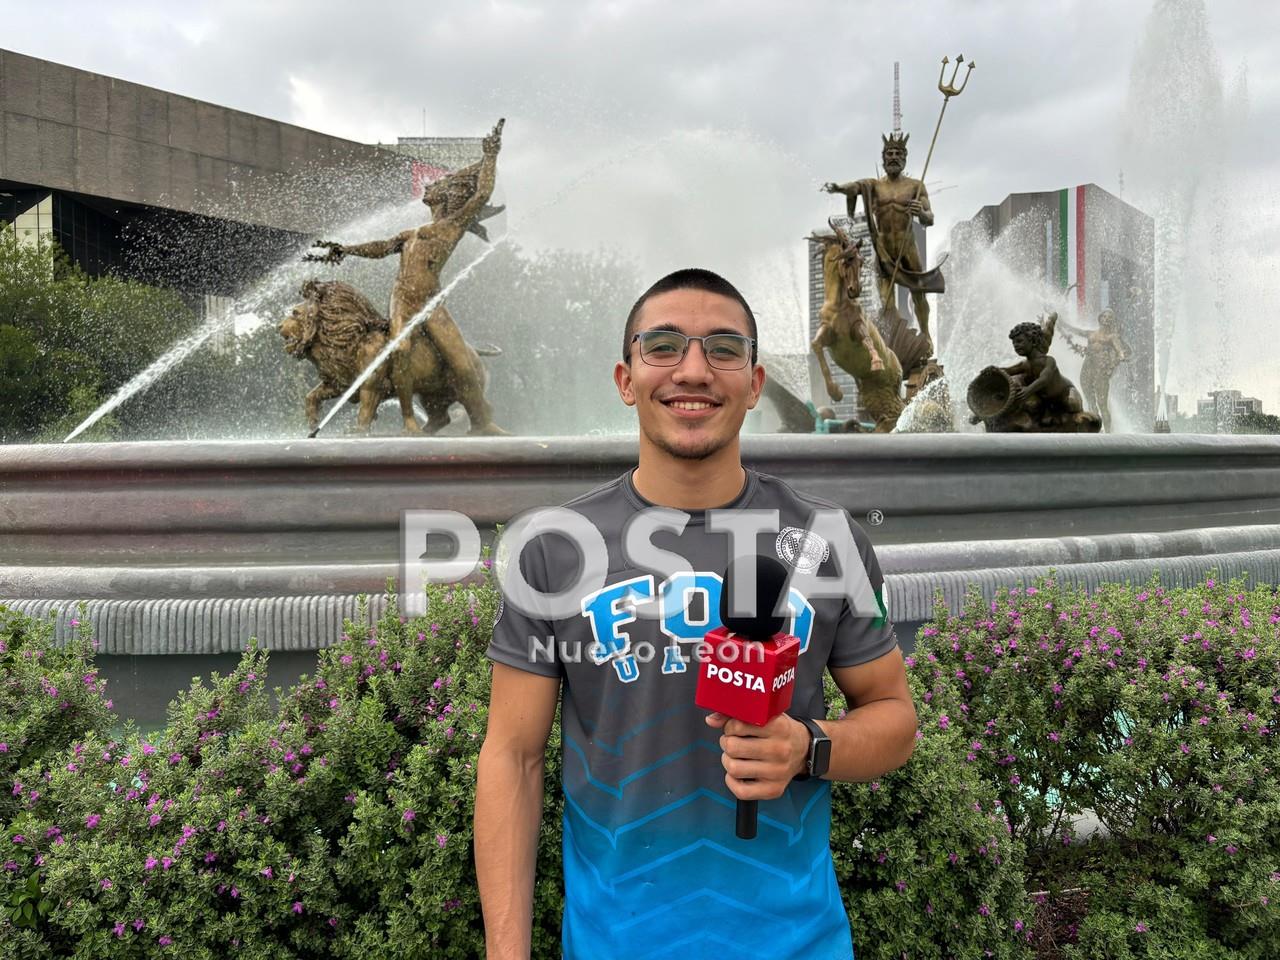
[475,269,918,960]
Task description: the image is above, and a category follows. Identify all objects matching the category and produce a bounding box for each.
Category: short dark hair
[1009,321,1047,350]
[622,268,758,364]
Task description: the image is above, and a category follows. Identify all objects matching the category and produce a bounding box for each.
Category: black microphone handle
[736,798,758,840]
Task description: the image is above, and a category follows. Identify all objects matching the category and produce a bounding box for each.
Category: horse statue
[810,219,905,432]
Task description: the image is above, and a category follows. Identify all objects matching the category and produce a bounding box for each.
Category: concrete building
[945,183,1156,428]
[0,49,479,307]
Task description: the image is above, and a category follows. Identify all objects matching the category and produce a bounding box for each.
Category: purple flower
[937,715,950,730]
[436,832,449,848]
[86,814,101,829]
[978,904,991,916]
[1135,922,1148,933]
[113,921,126,937]
[145,856,158,871]
[261,866,273,878]
[100,878,113,890]
[159,935,172,946]
[402,809,416,822]
[149,814,162,828]
[292,901,304,914]
[133,918,145,931]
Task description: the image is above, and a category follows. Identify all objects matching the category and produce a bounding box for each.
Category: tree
[1230,410,1280,435]
[0,226,197,443]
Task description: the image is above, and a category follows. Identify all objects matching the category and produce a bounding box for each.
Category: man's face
[614,289,765,461]
[883,146,906,176]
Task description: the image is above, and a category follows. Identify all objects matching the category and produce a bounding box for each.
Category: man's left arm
[811,650,917,782]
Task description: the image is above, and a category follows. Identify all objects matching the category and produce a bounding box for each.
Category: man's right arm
[475,662,560,960]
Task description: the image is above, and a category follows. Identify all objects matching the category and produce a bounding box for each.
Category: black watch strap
[793,717,832,781]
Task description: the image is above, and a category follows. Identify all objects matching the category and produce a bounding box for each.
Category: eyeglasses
[630,331,756,370]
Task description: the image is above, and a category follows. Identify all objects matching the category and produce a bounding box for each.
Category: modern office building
[945,184,1155,428]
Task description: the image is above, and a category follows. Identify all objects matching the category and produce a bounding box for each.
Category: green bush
[0,606,116,825]
[911,574,1280,958]
[2,575,1027,958]
[830,667,1032,959]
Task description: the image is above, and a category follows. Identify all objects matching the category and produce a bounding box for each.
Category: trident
[880,54,975,320]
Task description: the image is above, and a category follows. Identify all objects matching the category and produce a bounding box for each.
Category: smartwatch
[793,717,832,781]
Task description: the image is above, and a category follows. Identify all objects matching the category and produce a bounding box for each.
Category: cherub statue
[966,313,1101,433]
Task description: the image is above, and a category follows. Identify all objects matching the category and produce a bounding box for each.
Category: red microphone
[695,554,800,840]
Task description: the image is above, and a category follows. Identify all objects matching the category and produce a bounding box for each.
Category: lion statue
[279,279,500,436]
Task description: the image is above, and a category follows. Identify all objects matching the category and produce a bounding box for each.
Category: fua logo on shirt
[775,526,830,572]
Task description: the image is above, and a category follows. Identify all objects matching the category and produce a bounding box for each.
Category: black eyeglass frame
[628,331,758,369]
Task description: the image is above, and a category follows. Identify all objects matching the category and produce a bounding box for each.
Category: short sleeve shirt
[487,467,898,960]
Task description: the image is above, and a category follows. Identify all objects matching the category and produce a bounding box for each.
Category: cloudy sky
[10,0,1280,413]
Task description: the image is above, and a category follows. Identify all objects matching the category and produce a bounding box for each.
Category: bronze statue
[279,280,499,436]
[1061,308,1132,432]
[823,132,945,357]
[810,222,905,433]
[305,119,507,435]
[966,313,1101,433]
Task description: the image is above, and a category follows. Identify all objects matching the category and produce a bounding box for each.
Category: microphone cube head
[694,624,801,727]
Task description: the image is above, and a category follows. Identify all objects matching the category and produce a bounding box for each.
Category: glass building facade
[1,188,125,277]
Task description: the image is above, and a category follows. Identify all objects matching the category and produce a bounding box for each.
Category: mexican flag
[1058,185,1087,311]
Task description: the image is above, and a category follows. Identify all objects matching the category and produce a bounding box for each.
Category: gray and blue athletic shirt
[486,466,899,960]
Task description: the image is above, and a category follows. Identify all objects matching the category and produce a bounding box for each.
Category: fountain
[2,15,1280,727]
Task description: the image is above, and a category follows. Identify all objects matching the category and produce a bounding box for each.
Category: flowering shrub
[0,581,1020,959]
[830,668,1032,959]
[0,606,115,826]
[5,570,1273,958]
[911,574,1280,958]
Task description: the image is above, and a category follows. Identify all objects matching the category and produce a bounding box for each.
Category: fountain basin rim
[9,432,1280,474]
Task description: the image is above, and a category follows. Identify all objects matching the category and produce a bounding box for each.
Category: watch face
[811,737,833,777]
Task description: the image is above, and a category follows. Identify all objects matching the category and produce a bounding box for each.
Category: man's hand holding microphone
[696,553,831,839]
